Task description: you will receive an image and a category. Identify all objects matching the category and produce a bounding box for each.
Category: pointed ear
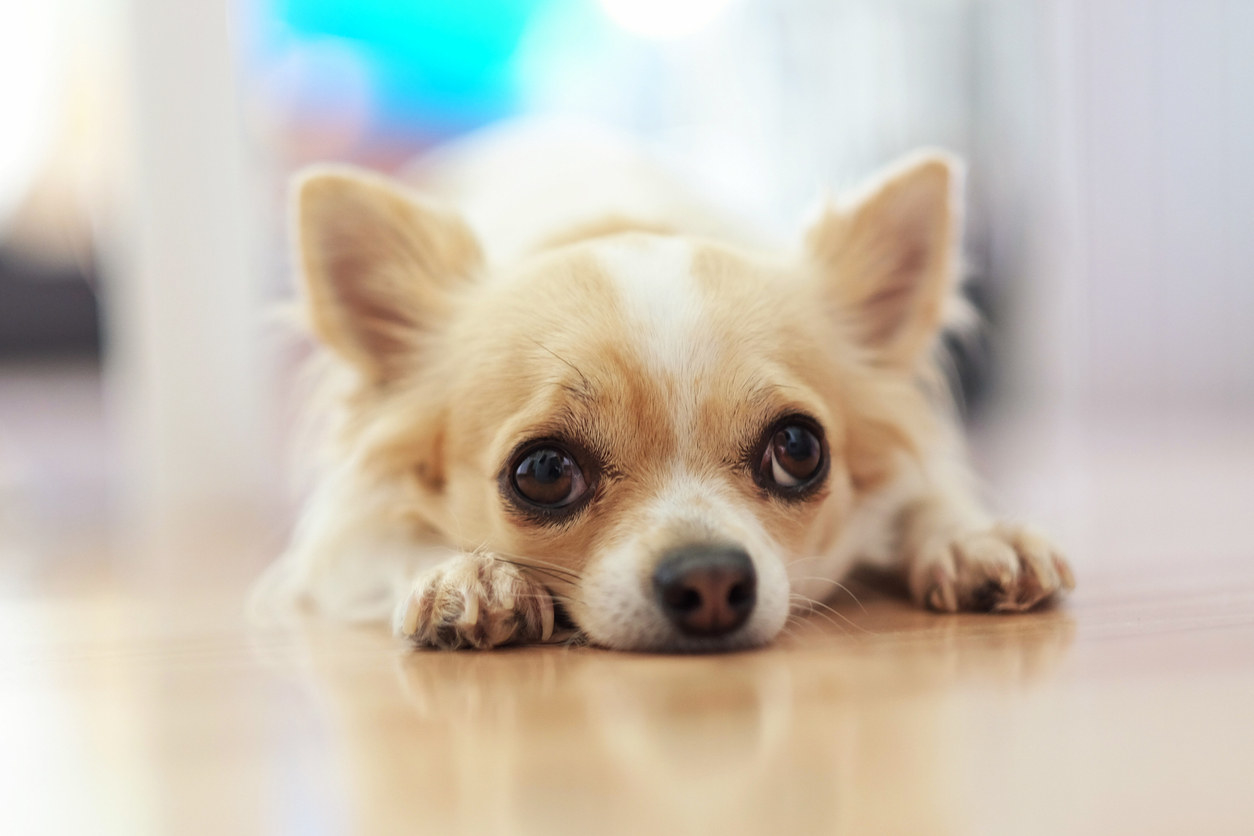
[806,152,963,369]
[294,165,483,384]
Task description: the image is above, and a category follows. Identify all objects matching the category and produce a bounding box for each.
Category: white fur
[253,461,443,623]
[593,235,708,381]
[578,469,790,651]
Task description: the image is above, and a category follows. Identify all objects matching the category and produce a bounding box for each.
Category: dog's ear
[806,152,962,369]
[294,166,483,384]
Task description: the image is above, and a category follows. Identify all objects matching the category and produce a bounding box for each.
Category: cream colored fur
[256,127,1073,651]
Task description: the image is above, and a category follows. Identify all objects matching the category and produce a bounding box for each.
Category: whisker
[785,553,824,569]
[781,613,814,637]
[526,338,592,394]
[789,595,846,632]
[804,596,857,623]
[511,567,582,591]
[791,592,870,634]
[790,575,867,613]
[490,552,582,580]
[493,558,574,580]
[492,557,581,585]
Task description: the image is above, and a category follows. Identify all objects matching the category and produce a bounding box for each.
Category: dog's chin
[574,609,786,654]
[582,626,776,654]
[648,630,777,655]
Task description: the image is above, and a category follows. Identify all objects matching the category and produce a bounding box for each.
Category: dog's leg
[899,495,1075,613]
[392,552,564,649]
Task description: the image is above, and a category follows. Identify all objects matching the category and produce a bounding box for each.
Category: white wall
[104,0,274,531]
[986,0,1254,414]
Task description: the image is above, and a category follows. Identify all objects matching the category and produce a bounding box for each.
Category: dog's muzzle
[652,543,757,638]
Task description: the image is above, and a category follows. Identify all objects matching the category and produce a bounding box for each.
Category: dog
[258,124,1074,652]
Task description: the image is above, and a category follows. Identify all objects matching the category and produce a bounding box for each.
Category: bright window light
[0,2,60,229]
[597,0,734,40]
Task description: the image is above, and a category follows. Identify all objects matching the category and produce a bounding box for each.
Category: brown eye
[758,421,826,493]
[511,446,588,509]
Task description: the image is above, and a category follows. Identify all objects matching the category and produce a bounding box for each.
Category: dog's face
[296,153,959,650]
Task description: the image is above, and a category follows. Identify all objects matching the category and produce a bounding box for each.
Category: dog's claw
[926,564,959,612]
[1054,553,1077,590]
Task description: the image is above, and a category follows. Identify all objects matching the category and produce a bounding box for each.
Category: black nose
[653,544,757,638]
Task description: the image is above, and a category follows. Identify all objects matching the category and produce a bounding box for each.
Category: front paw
[394,554,556,649]
[910,523,1075,613]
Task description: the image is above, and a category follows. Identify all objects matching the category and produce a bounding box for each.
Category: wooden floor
[4,550,1254,836]
[3,367,1254,834]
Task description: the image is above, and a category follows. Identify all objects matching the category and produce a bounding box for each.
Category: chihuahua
[259,127,1074,652]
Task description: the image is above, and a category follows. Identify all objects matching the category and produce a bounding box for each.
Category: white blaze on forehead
[592,235,707,378]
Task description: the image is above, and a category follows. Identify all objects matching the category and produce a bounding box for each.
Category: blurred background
[1,0,1252,586]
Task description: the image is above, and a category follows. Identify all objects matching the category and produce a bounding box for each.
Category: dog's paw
[910,523,1075,613]
[394,554,557,649]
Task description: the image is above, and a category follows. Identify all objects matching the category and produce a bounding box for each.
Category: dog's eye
[758,420,826,493]
[511,446,588,508]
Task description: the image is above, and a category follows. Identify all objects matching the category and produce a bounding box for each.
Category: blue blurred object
[265,0,550,139]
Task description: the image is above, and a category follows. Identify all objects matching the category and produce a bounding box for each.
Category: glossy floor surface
[3,366,1254,834]
[6,552,1254,836]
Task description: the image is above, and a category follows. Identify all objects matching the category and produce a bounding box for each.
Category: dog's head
[294,153,961,651]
